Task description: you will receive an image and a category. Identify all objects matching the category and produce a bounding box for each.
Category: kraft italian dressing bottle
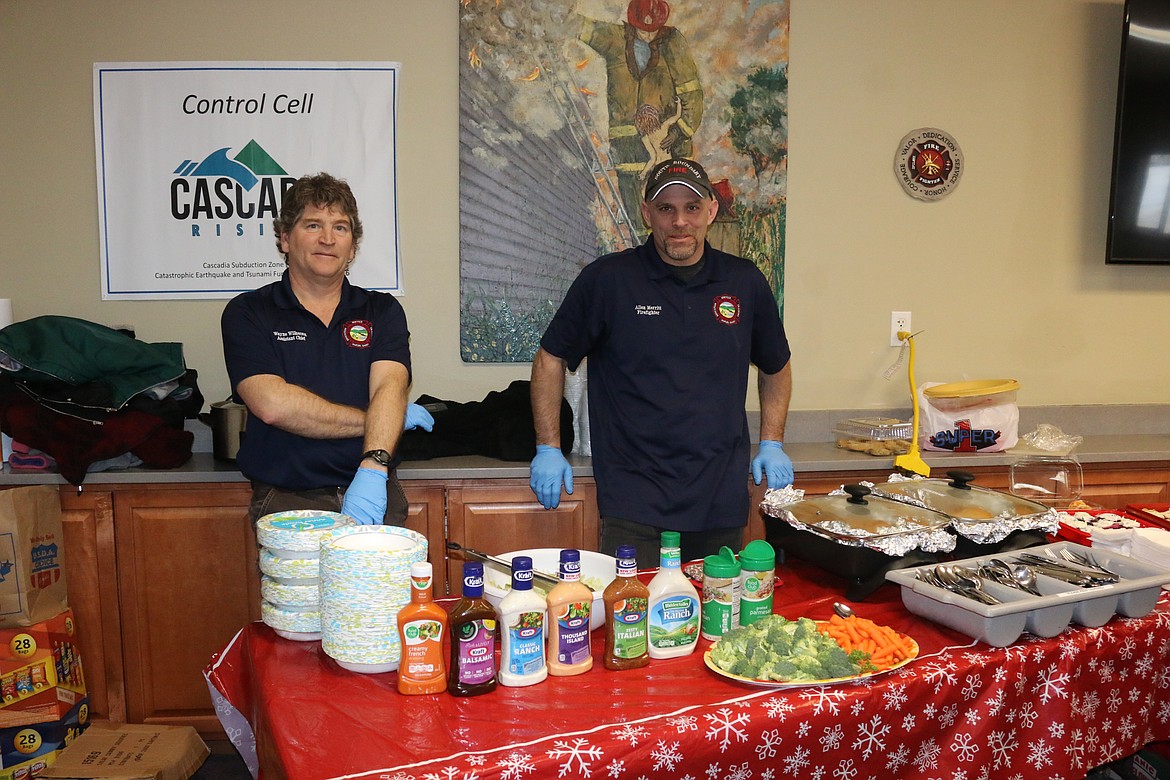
[546,549,594,676]
[603,544,650,670]
[498,556,548,687]
[646,531,700,659]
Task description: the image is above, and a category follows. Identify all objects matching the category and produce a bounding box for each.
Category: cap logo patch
[343,320,373,348]
[712,295,740,325]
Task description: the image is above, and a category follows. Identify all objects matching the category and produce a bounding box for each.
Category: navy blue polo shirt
[221,271,411,490]
[540,241,790,532]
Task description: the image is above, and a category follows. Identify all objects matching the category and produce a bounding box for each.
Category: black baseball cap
[644,158,714,201]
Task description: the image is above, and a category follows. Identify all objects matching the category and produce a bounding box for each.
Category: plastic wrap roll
[256,510,354,553]
[258,549,322,580]
[319,525,428,672]
[261,575,320,607]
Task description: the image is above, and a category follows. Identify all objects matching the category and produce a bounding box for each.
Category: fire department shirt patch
[895,127,963,201]
[712,295,741,325]
[343,320,373,348]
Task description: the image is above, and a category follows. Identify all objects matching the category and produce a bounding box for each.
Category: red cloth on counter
[206,560,1170,780]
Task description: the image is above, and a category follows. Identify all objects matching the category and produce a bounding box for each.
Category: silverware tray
[885,541,1170,647]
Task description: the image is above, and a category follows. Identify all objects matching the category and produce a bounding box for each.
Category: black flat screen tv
[1106,0,1170,265]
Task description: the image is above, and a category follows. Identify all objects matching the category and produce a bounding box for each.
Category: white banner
[93,61,401,300]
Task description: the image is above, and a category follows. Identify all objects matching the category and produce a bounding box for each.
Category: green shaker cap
[661,530,681,548]
[739,539,776,571]
[703,545,741,577]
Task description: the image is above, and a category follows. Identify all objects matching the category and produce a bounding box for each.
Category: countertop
[3,434,1169,486]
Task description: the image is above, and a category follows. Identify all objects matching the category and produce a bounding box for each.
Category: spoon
[950,566,1002,604]
[833,602,855,619]
[1008,563,1042,596]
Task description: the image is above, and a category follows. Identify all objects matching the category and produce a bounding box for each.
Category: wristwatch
[361,449,393,467]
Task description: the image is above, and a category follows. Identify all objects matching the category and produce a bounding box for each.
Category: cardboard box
[1117,744,1170,780]
[0,696,88,780]
[40,723,209,780]
[0,611,86,728]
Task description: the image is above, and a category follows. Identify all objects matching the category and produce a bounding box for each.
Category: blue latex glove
[341,467,389,525]
[405,403,435,432]
[530,444,573,510]
[752,440,794,488]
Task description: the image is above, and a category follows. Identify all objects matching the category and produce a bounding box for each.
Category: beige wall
[2,0,1166,416]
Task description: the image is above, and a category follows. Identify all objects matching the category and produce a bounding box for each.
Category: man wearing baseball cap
[529,158,794,567]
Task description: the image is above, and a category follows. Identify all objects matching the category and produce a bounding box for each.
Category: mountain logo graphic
[173,140,286,191]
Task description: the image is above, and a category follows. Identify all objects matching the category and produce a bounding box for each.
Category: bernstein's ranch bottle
[603,544,650,670]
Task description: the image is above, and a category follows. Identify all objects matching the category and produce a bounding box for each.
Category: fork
[1057,547,1122,581]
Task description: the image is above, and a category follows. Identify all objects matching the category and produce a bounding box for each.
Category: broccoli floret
[817,645,863,679]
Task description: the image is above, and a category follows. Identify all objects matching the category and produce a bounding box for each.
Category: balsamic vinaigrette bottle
[446,562,498,696]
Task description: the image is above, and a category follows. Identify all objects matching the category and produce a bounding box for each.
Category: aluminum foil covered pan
[762,484,957,557]
[869,470,1059,545]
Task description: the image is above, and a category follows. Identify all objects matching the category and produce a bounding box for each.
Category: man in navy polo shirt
[221,173,431,526]
[529,158,794,567]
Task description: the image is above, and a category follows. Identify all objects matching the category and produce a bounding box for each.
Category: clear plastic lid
[832,417,912,441]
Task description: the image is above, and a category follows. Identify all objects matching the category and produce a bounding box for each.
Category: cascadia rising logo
[170,140,296,237]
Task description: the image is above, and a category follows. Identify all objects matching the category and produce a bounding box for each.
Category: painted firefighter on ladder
[577,0,706,228]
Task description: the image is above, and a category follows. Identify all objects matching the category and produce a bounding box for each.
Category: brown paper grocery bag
[0,486,68,627]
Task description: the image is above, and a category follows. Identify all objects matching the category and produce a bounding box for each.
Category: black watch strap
[361,449,393,467]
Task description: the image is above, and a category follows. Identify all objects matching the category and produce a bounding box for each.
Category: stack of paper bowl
[256,510,355,641]
[320,525,427,673]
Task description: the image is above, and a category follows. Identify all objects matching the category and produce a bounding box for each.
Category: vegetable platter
[703,613,918,688]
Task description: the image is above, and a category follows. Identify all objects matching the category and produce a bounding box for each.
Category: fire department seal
[894,127,963,201]
[343,320,373,348]
[712,294,741,325]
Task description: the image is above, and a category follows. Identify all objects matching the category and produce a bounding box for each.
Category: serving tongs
[445,541,563,590]
[1013,552,1120,587]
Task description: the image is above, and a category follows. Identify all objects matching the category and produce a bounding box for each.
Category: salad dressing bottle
[603,544,650,670]
[546,549,594,676]
[447,562,498,696]
[647,531,700,659]
[498,555,548,687]
[396,562,448,695]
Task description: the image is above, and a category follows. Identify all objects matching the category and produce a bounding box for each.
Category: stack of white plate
[256,510,355,641]
[319,525,427,673]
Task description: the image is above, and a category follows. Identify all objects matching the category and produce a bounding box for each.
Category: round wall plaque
[894,127,963,201]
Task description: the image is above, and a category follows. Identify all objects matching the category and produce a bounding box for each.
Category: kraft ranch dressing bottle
[498,556,548,687]
[646,531,700,658]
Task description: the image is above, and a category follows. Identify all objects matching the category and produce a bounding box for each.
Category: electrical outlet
[890,311,911,347]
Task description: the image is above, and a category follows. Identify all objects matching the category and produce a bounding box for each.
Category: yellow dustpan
[894,332,931,477]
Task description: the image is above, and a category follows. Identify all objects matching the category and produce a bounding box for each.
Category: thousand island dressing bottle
[396,562,448,695]
[603,544,650,670]
[546,549,594,676]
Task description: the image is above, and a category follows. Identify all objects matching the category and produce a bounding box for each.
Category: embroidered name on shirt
[274,330,307,342]
[634,304,663,316]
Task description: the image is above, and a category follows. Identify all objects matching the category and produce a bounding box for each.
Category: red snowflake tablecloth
[205,560,1170,780]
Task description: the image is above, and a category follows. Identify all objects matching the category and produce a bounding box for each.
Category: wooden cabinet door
[58,487,123,725]
[445,479,599,596]
[401,483,447,594]
[113,484,256,736]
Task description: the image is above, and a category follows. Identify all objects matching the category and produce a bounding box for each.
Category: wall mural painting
[459,0,790,363]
